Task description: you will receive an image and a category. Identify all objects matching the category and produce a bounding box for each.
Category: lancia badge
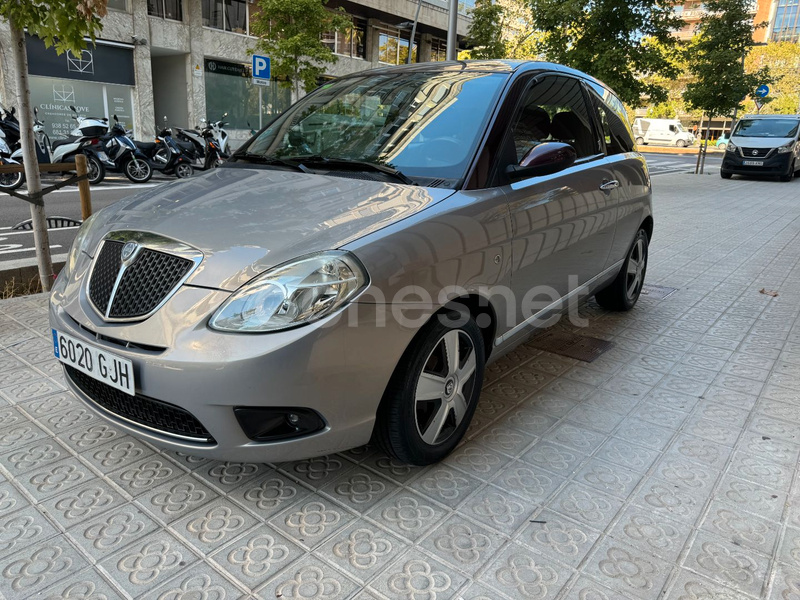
[121,241,139,264]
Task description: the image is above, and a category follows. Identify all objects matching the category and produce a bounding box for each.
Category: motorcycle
[98,114,153,183]
[135,117,194,179]
[10,105,108,186]
[0,103,21,153]
[173,113,229,171]
[0,128,23,191]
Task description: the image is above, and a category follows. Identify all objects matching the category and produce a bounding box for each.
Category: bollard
[74,154,93,220]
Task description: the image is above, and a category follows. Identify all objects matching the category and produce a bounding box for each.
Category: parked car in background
[716,134,729,151]
[633,117,695,147]
[50,60,653,466]
[721,114,800,181]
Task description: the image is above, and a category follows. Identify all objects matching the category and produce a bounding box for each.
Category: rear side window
[586,83,635,154]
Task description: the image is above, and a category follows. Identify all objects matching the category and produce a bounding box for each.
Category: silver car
[50,61,652,465]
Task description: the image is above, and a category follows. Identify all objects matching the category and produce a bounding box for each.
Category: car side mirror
[506,142,577,180]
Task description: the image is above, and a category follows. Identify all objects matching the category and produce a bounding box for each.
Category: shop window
[148,0,182,20]
[107,0,129,12]
[202,0,249,34]
[322,17,366,59]
[378,27,417,65]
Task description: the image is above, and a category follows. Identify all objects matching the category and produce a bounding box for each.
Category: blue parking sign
[252,55,270,80]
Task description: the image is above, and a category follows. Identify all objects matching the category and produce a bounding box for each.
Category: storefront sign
[26,35,135,86]
[204,59,247,77]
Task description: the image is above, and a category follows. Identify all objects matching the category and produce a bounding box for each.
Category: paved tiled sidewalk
[2,172,800,599]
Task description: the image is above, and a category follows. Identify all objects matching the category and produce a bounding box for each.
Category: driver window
[510,76,601,163]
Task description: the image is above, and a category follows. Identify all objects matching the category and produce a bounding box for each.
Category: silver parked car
[50,61,652,465]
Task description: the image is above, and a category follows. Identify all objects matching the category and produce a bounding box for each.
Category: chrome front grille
[87,233,201,322]
[741,147,773,158]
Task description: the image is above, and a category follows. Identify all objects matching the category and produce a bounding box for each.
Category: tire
[780,160,795,182]
[635,137,644,146]
[374,311,485,465]
[718,143,727,151]
[595,229,649,311]
[86,156,105,185]
[0,169,24,190]
[124,157,152,183]
[174,162,193,178]
[676,139,687,148]
[720,171,732,179]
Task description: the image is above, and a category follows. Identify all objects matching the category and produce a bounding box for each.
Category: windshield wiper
[285,156,415,185]
[232,152,314,173]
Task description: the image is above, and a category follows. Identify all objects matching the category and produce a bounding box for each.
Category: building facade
[0,0,472,147]
[672,0,771,42]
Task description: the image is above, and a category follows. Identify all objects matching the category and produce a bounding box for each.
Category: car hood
[729,136,795,148]
[86,167,454,291]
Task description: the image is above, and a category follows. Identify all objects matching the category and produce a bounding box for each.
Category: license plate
[53,329,135,396]
[743,160,764,166]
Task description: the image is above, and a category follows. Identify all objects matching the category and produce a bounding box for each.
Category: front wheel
[0,168,24,190]
[374,312,485,465]
[676,139,687,148]
[635,137,644,146]
[595,229,649,311]
[124,157,152,183]
[720,170,732,180]
[86,155,105,185]
[780,160,795,182]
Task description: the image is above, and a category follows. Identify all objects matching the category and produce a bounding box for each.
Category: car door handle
[599,180,620,191]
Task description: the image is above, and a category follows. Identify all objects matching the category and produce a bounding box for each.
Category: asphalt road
[0,152,726,268]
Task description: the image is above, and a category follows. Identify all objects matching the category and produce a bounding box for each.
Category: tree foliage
[528,0,683,106]
[683,0,771,117]
[0,0,106,54]
[745,42,800,114]
[466,0,506,59]
[251,0,351,95]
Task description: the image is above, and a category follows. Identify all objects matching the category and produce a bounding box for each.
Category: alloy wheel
[127,159,150,181]
[0,171,23,189]
[625,238,646,301]
[175,163,193,178]
[414,329,477,446]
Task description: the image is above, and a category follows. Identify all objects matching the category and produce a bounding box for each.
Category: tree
[528,0,684,106]
[683,0,771,120]
[250,0,351,99]
[0,0,107,291]
[465,0,506,59]
[746,42,800,114]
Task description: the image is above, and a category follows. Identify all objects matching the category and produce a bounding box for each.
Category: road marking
[0,244,62,255]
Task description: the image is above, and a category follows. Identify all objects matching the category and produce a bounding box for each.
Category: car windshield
[240,70,507,182]
[733,118,800,138]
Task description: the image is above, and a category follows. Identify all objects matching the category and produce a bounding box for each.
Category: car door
[496,74,620,340]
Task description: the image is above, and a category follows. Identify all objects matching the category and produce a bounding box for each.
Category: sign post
[252,55,271,87]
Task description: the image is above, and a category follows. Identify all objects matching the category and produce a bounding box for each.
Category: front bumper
[50,268,420,462]
[721,149,793,175]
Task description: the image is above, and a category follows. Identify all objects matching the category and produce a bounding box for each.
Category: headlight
[727,142,738,153]
[778,143,794,154]
[209,251,369,333]
[64,213,97,277]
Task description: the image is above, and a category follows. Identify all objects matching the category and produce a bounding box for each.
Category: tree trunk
[10,24,53,292]
[699,117,713,174]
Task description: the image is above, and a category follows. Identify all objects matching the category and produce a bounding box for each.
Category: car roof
[350,60,615,97]
[741,114,800,119]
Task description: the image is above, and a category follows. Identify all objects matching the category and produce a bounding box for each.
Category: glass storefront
[28,77,135,140]
[204,59,292,130]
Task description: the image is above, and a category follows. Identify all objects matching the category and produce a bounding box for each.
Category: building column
[367,18,382,65]
[419,33,433,63]
[130,0,155,137]
[186,0,206,127]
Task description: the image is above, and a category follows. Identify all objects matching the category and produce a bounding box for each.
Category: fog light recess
[233,407,326,442]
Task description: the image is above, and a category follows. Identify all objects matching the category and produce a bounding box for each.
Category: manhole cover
[640,285,678,300]
[528,331,615,363]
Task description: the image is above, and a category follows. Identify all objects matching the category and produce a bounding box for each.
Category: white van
[633,118,695,147]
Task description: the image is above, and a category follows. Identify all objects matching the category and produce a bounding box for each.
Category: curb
[638,145,722,155]
[1,255,66,294]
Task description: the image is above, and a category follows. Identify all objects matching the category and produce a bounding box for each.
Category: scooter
[135,117,194,178]
[0,128,23,191]
[173,113,229,170]
[98,114,152,183]
[0,103,21,153]
[10,106,108,186]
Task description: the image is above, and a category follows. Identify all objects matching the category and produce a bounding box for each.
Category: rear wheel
[595,229,649,311]
[124,157,152,183]
[86,156,105,185]
[174,163,193,178]
[0,169,24,190]
[374,312,485,465]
